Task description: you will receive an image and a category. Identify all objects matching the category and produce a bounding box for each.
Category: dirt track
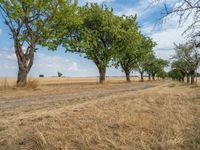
[0,82,159,110]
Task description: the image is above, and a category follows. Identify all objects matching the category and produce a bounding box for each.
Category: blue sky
[0,0,189,77]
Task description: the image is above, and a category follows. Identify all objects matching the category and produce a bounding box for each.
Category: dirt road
[0,82,159,110]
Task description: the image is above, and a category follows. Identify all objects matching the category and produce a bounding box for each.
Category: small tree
[171,60,190,83]
[157,70,168,80]
[148,58,169,80]
[168,69,184,81]
[57,72,63,77]
[141,54,156,81]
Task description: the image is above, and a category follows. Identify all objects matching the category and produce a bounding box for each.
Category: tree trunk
[17,69,28,87]
[15,39,35,87]
[140,71,144,81]
[125,71,131,82]
[152,74,155,81]
[191,73,195,84]
[187,74,190,83]
[148,73,151,81]
[99,67,106,84]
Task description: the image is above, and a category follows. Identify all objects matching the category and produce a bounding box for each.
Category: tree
[173,42,200,84]
[113,15,141,82]
[58,72,63,77]
[141,54,156,81]
[171,60,190,83]
[148,57,169,80]
[157,70,168,80]
[59,3,119,84]
[136,37,156,81]
[0,0,77,87]
[168,69,185,81]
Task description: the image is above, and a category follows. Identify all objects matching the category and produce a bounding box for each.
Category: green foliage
[0,0,78,86]
[148,57,169,78]
[112,15,156,80]
[42,0,80,49]
[49,3,121,83]
[168,69,184,80]
[64,3,119,70]
[136,36,156,74]
[157,70,168,79]
[113,15,141,73]
[171,60,189,78]
[0,0,77,46]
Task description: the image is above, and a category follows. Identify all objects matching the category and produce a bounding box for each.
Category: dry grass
[26,78,39,90]
[0,78,200,150]
[0,78,9,91]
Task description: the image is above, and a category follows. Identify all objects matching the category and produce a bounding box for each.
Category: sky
[0,0,190,77]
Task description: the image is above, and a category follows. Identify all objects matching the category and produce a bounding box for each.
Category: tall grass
[26,78,39,90]
[0,78,9,91]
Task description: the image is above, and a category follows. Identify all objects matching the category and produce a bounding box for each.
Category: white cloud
[81,0,115,5]
[0,49,84,77]
[0,28,2,35]
[114,0,176,19]
[115,0,151,18]
[151,13,193,50]
[151,28,184,50]
[31,53,82,76]
[139,11,194,60]
[68,62,79,71]
[154,49,175,60]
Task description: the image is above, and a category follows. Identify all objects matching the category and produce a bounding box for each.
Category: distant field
[0,76,142,85]
[0,78,200,149]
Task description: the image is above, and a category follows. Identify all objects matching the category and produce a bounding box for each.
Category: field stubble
[0,77,200,150]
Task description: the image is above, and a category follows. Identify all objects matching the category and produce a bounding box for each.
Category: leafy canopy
[60,3,120,69]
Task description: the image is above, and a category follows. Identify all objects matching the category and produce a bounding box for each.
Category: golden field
[0,77,200,150]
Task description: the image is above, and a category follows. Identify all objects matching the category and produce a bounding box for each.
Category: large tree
[58,3,119,84]
[0,0,77,87]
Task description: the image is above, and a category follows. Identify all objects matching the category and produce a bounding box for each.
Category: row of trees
[154,0,200,85]
[169,42,200,84]
[0,1,169,86]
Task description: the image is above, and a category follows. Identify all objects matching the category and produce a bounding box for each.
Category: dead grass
[0,79,200,149]
[26,78,39,90]
[0,78,9,91]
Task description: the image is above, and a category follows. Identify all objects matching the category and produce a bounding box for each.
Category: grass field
[0,77,200,149]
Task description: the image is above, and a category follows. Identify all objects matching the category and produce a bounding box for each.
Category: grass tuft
[26,78,39,90]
